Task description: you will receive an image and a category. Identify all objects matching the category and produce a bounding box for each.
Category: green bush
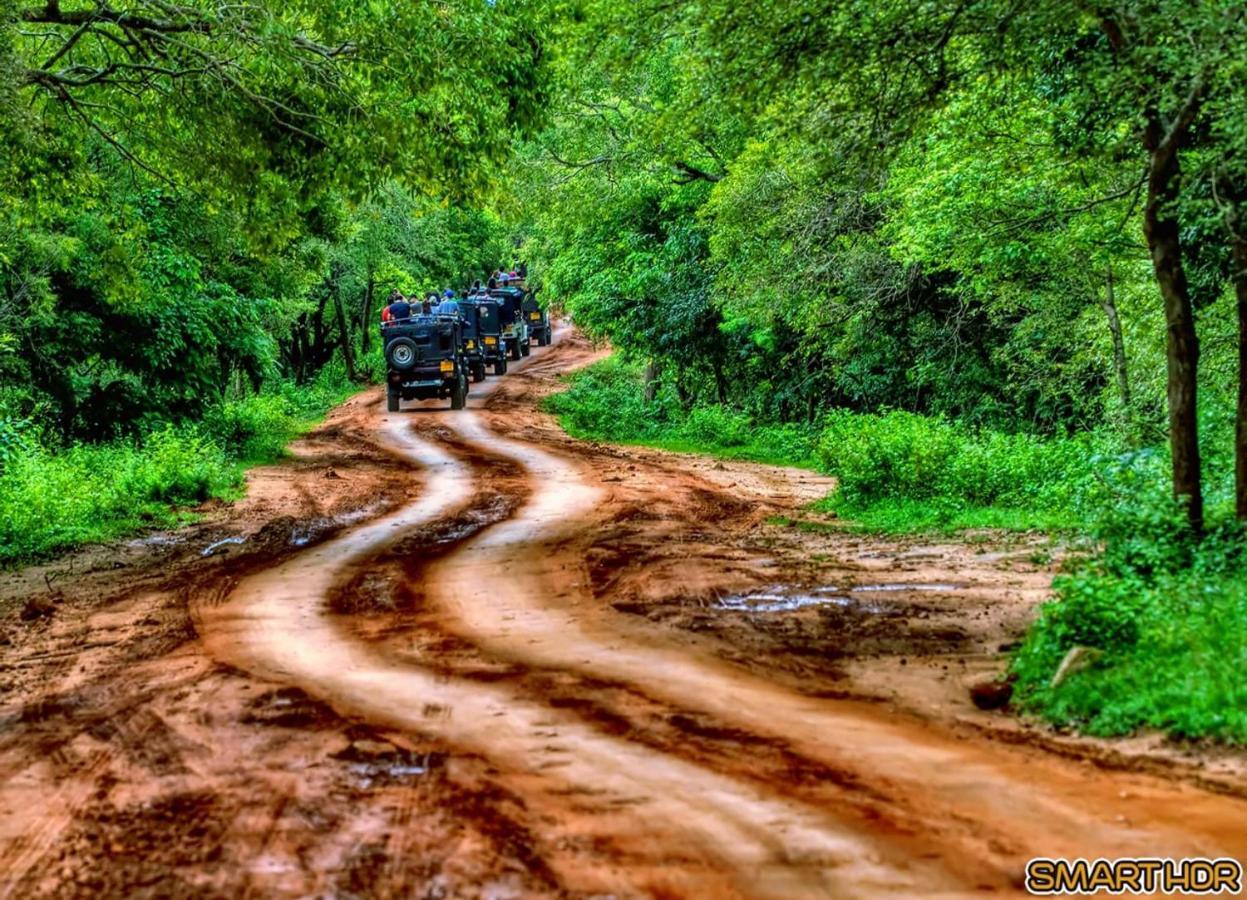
[203,394,299,462]
[1012,530,1247,741]
[0,425,235,562]
[0,360,360,564]
[544,357,658,442]
[1011,453,1247,744]
[544,357,818,467]
[815,409,1100,531]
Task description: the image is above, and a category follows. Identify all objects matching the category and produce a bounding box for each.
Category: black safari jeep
[462,296,507,377]
[522,289,551,346]
[489,288,530,360]
[457,298,491,383]
[383,314,469,411]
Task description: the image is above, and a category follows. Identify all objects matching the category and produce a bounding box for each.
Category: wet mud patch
[327,492,520,617]
[333,733,448,788]
[241,685,342,730]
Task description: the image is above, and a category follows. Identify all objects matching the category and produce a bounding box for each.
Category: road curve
[196,337,960,897]
[197,327,1247,897]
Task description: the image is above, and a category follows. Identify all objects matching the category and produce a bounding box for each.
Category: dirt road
[1,326,1245,898]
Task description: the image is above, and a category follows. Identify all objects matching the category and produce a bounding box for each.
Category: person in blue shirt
[436,289,461,317]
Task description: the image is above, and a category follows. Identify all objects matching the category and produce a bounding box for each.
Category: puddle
[715,585,897,614]
[289,524,326,547]
[718,592,841,613]
[127,533,182,549]
[202,536,246,557]
[292,503,389,546]
[850,583,959,593]
[348,761,429,789]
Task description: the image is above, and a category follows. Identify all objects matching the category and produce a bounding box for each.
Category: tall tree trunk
[1143,127,1203,533]
[331,281,360,382]
[643,359,661,403]
[711,359,728,405]
[360,274,375,355]
[675,367,693,411]
[1101,264,1131,411]
[1234,239,1247,521]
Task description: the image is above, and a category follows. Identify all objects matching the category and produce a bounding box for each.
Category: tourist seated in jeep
[384,312,470,411]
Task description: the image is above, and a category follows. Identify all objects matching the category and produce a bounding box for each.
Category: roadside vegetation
[0,2,537,562]
[0,362,358,563]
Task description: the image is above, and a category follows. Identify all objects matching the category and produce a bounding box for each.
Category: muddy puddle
[717,585,892,614]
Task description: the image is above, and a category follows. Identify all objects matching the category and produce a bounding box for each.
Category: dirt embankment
[1,327,1244,898]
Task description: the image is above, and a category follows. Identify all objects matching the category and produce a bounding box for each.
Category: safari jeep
[489,287,530,361]
[457,297,494,383]
[522,289,551,346]
[465,296,506,375]
[383,314,469,411]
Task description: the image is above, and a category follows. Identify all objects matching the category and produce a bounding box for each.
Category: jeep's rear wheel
[472,360,486,383]
[386,385,400,412]
[509,341,521,361]
[450,374,467,410]
[521,340,531,357]
[494,356,508,376]
[386,337,418,371]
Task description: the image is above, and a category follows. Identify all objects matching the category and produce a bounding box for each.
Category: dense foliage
[0,0,541,558]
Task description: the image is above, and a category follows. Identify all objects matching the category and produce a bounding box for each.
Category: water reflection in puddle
[717,586,891,614]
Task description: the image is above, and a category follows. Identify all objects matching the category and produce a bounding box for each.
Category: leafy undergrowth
[544,357,819,468]
[814,409,1103,533]
[547,357,1099,532]
[0,360,359,564]
[1013,499,1247,743]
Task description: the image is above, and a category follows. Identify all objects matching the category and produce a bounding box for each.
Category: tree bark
[711,359,728,405]
[1101,264,1131,411]
[643,359,661,403]
[331,280,360,382]
[360,274,375,355]
[1142,114,1203,533]
[1234,239,1247,521]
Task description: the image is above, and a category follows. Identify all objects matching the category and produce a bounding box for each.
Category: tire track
[425,388,1247,885]
[196,346,959,897]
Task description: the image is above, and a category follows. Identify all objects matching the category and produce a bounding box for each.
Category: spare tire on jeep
[386,337,418,371]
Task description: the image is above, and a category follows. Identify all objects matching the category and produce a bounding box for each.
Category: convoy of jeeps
[380,273,546,412]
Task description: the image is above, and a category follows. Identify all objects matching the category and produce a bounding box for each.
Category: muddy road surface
[2,326,1245,898]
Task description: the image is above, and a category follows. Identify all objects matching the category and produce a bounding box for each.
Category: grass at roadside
[545,357,1099,533]
[543,356,819,469]
[1012,506,1247,743]
[0,359,359,564]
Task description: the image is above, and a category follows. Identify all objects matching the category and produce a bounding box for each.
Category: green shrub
[815,409,1100,531]
[683,405,752,447]
[203,393,299,462]
[0,360,360,564]
[544,358,818,467]
[544,357,658,441]
[1011,465,1247,743]
[0,425,235,562]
